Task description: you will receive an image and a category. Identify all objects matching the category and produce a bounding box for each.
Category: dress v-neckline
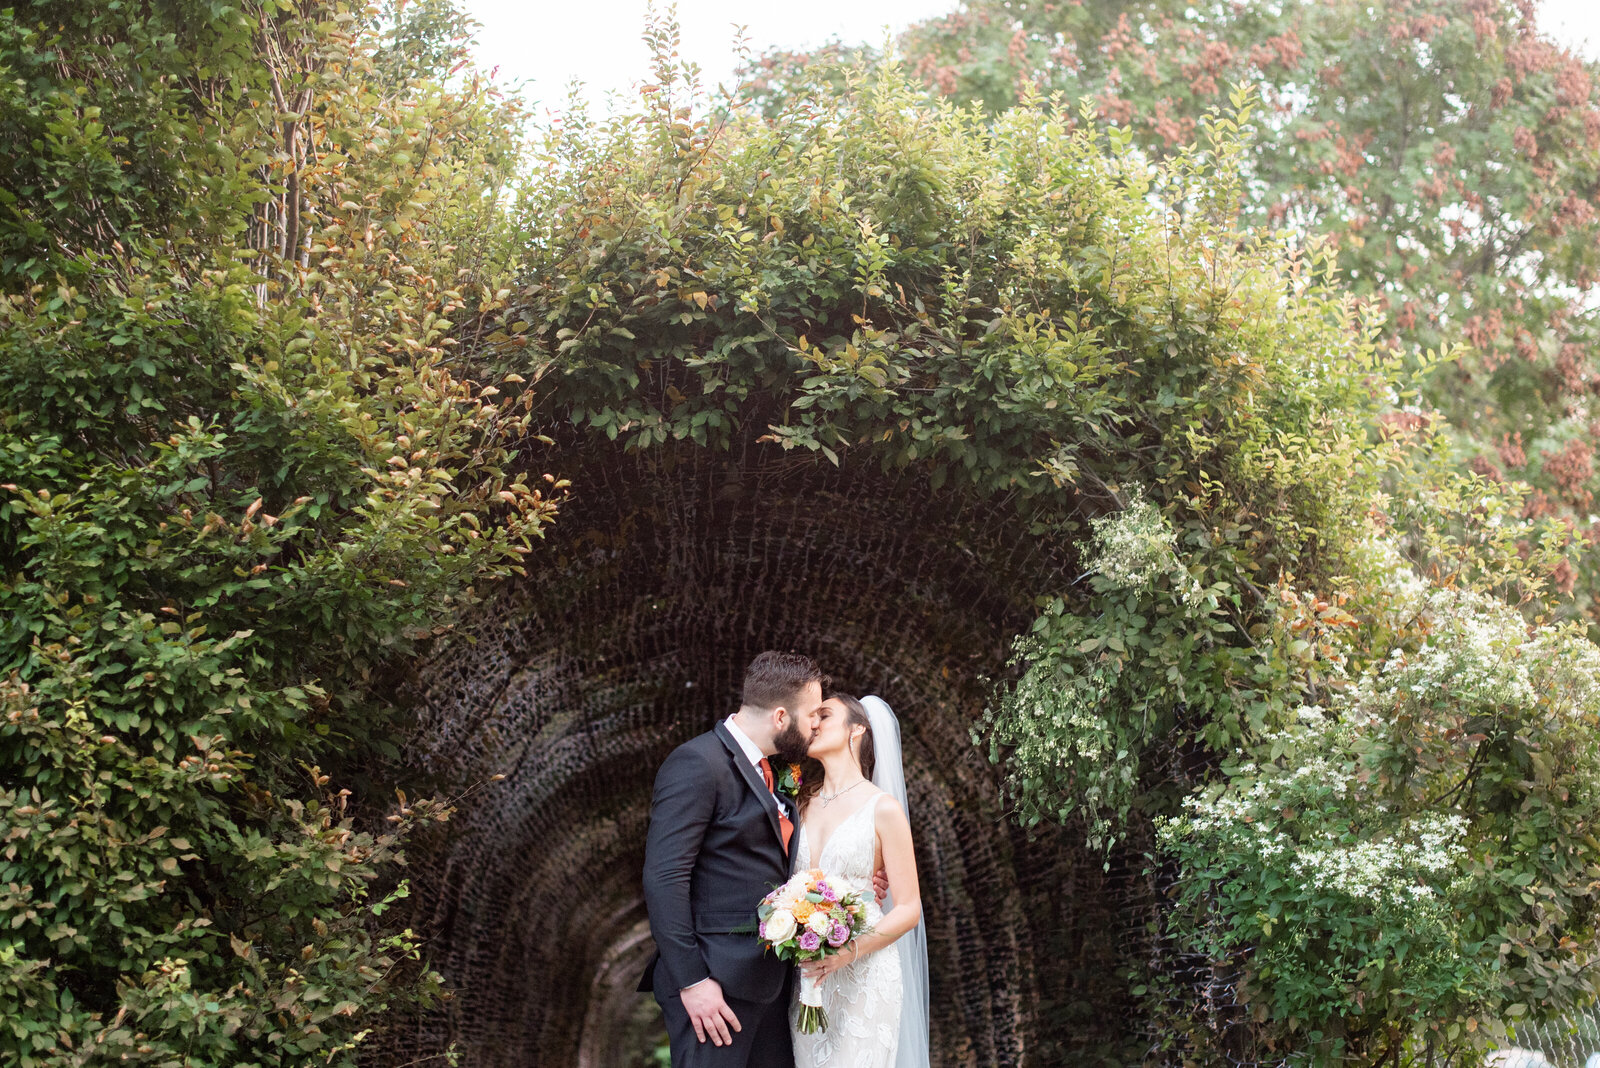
[805,792,879,872]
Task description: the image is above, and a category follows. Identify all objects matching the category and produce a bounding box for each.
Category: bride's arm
[803,797,921,979]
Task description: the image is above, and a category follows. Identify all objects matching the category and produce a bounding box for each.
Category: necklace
[818,779,868,807]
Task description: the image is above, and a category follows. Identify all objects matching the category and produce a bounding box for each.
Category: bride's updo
[797,692,875,808]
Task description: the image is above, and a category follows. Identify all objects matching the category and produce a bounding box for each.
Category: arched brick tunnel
[377,445,1146,1066]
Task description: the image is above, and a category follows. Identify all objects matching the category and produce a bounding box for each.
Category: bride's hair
[797,692,875,808]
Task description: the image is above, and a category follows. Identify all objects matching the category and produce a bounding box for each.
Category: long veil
[860,696,932,1068]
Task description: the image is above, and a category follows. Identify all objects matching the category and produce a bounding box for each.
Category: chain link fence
[1491,1012,1600,1068]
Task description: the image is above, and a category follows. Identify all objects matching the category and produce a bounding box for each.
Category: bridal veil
[861,696,932,1068]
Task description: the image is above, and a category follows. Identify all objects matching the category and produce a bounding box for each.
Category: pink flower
[827,922,849,947]
[798,930,821,952]
[819,882,838,903]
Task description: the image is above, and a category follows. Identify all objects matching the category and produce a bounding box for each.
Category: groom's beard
[772,718,812,765]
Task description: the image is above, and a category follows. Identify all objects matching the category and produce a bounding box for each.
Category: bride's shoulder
[868,789,906,823]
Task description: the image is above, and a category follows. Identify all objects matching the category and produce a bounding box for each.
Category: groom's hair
[740,651,827,712]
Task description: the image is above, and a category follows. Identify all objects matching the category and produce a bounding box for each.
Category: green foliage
[748,0,1600,629]
[1160,560,1600,1064]
[983,487,1313,851]
[0,0,550,1063]
[508,65,1383,524]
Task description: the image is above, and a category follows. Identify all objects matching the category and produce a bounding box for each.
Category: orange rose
[794,901,815,922]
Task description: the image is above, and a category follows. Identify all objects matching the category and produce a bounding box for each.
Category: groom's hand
[872,867,889,905]
[681,978,741,1046]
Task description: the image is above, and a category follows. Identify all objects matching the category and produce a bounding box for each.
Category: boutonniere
[775,762,804,796]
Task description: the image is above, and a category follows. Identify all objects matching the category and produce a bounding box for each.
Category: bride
[790,693,931,1068]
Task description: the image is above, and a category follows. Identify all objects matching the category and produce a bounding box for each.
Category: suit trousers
[656,976,794,1068]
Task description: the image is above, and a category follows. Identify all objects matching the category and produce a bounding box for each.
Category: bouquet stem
[796,973,828,1034]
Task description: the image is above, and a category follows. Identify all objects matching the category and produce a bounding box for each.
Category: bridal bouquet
[756,868,870,1033]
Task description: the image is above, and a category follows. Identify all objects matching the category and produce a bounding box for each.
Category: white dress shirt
[724,714,789,818]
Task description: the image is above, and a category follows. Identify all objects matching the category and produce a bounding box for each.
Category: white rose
[805,908,833,936]
[764,909,797,944]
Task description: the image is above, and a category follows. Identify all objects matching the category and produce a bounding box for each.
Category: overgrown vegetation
[1162,566,1600,1063]
[0,1,552,1063]
[731,9,1600,1060]
[4,1,1600,1065]
[511,19,1600,1062]
[748,0,1600,630]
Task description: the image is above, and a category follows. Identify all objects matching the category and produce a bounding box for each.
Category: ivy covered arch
[375,67,1386,1065]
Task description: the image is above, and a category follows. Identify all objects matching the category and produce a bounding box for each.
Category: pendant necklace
[818,779,868,807]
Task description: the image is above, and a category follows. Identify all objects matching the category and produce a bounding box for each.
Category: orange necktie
[758,758,794,853]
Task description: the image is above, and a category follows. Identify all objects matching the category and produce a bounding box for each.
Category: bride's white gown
[791,793,904,1068]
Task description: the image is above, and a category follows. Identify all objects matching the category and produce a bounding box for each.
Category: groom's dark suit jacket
[638,722,792,1005]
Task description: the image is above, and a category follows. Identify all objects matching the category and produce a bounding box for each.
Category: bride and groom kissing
[639,652,931,1068]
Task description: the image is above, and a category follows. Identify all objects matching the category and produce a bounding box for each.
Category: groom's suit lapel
[713,722,787,855]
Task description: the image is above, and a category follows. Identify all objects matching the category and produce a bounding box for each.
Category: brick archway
[376,447,1139,1066]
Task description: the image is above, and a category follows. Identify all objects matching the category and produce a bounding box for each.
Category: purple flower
[798,930,821,952]
[827,922,850,948]
[819,882,838,903]
[759,922,767,939]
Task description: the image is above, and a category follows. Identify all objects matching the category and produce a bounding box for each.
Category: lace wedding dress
[791,793,904,1068]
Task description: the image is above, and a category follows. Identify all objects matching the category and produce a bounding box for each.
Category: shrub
[1161,554,1600,1063]
[0,1,552,1063]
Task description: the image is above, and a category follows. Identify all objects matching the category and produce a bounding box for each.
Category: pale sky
[467,0,951,112]
[465,0,1600,114]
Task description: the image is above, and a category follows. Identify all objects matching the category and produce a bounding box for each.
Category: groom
[638,651,827,1068]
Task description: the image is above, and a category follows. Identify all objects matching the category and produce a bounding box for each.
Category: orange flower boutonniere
[776,762,803,795]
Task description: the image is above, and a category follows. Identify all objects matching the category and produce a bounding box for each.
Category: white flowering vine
[1158,549,1600,1062]
[1085,488,1204,606]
